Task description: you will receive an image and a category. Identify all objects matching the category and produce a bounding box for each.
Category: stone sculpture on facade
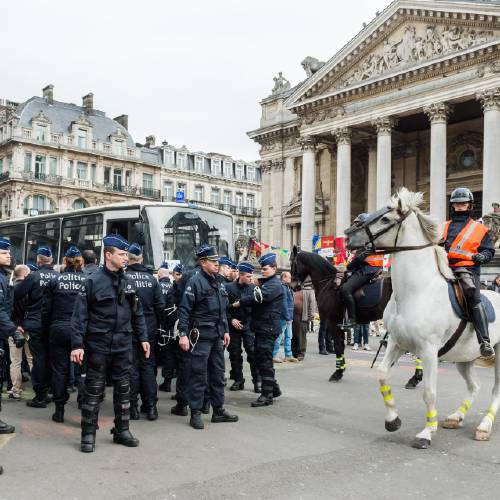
[271,72,291,95]
[301,57,326,77]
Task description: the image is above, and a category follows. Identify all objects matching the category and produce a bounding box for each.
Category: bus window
[106,218,153,267]
[26,219,61,263]
[61,214,103,261]
[0,224,26,266]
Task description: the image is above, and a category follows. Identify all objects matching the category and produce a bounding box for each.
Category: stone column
[367,142,377,213]
[477,88,500,214]
[333,127,352,237]
[424,102,452,221]
[259,161,272,244]
[299,136,317,251]
[372,117,397,208]
[271,160,285,247]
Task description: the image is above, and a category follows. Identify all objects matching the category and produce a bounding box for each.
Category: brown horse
[290,247,392,381]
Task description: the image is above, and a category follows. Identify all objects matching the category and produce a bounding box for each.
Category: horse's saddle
[353,273,385,309]
[447,281,496,323]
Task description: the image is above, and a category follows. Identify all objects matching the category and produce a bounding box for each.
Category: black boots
[190,410,204,430]
[0,419,15,434]
[229,379,245,391]
[52,404,65,423]
[171,403,188,416]
[211,407,239,423]
[471,303,495,359]
[201,400,210,414]
[26,391,51,408]
[111,380,139,447]
[80,424,96,453]
[130,404,140,420]
[146,405,158,421]
[111,427,139,447]
[273,383,282,398]
[253,380,262,394]
[251,394,273,407]
[159,379,171,392]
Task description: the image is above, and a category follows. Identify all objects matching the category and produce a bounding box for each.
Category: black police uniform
[239,274,283,403]
[177,270,228,412]
[71,266,148,450]
[125,263,165,416]
[226,280,260,390]
[46,270,86,419]
[158,276,177,389]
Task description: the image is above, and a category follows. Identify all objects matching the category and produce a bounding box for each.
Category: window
[210,188,220,206]
[26,217,59,262]
[77,128,87,148]
[90,164,96,182]
[104,166,111,184]
[177,153,187,170]
[49,157,57,176]
[235,221,243,236]
[114,140,124,156]
[143,173,153,196]
[235,192,243,208]
[35,124,46,142]
[235,163,244,180]
[163,182,173,200]
[223,190,231,208]
[24,195,54,216]
[195,156,204,173]
[163,149,175,166]
[246,194,255,209]
[246,165,256,182]
[77,161,88,180]
[246,221,255,235]
[212,159,221,176]
[72,198,88,210]
[67,160,74,178]
[24,152,32,172]
[35,155,46,179]
[61,214,103,260]
[113,169,122,189]
[194,185,204,202]
[223,161,232,178]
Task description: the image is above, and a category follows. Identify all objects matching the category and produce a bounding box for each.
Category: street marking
[0,434,16,449]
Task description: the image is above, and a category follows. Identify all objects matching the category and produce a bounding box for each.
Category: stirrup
[480,341,495,359]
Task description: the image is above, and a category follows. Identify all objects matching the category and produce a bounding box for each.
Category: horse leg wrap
[486,405,497,423]
[426,409,438,430]
[458,399,472,416]
[336,355,346,371]
[379,385,394,406]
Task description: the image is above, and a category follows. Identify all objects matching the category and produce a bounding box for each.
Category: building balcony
[138,187,161,200]
[0,172,10,183]
[22,171,63,185]
[23,208,55,216]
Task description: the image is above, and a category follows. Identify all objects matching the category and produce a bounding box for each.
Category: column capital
[476,87,500,112]
[261,161,273,174]
[332,127,352,146]
[372,116,398,135]
[298,136,317,152]
[423,102,453,123]
[271,159,285,171]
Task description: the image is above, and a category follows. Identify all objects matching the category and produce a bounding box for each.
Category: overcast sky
[2,0,390,161]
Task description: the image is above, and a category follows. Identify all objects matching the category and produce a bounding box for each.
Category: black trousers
[186,333,225,410]
[254,322,281,397]
[340,272,373,300]
[175,344,190,406]
[130,342,158,408]
[81,349,131,430]
[161,337,178,381]
[28,330,51,394]
[228,330,259,383]
[453,269,481,306]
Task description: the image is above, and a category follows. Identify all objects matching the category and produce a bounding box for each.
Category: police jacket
[159,277,172,296]
[46,270,86,331]
[177,270,229,337]
[347,250,382,275]
[71,266,148,353]
[125,263,166,340]
[226,280,254,333]
[281,284,294,322]
[164,279,181,328]
[83,263,99,276]
[0,268,16,340]
[176,264,200,297]
[239,274,283,329]
[444,213,495,273]
[13,270,44,333]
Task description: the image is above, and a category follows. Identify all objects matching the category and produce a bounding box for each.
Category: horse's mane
[298,251,337,275]
[391,188,455,280]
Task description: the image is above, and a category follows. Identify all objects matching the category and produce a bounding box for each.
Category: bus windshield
[145,205,233,268]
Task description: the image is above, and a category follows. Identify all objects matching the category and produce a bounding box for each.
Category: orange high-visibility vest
[365,254,384,267]
[443,219,489,267]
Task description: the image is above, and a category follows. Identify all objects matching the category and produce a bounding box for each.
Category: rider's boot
[341,294,357,328]
[471,303,495,359]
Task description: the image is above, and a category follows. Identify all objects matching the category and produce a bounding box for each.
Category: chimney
[82,93,94,114]
[43,84,54,104]
[114,114,128,130]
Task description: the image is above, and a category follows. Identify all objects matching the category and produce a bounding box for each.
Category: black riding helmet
[450,187,474,204]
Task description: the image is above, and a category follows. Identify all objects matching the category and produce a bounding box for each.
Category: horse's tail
[475,356,496,368]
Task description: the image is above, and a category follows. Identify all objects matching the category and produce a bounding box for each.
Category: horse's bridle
[346,205,437,254]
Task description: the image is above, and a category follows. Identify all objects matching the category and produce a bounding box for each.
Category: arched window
[72,198,88,210]
[23,194,54,215]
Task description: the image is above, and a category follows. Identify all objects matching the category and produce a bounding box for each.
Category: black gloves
[12,329,25,348]
[472,253,487,264]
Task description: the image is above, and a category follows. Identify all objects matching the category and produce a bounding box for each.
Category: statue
[271,72,291,95]
[482,203,500,248]
[301,56,326,77]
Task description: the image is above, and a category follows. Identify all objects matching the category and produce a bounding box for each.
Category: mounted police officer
[125,243,165,421]
[46,246,86,423]
[0,237,25,435]
[340,213,384,328]
[226,261,260,393]
[234,253,283,407]
[71,234,149,453]
[177,245,238,429]
[444,187,495,358]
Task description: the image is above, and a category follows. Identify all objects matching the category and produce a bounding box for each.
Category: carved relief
[300,106,345,126]
[31,110,51,125]
[423,102,453,123]
[476,87,500,111]
[339,24,494,89]
[447,131,483,175]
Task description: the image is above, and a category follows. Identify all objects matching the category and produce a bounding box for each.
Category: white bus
[0,201,234,270]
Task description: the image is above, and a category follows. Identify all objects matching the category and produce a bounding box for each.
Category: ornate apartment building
[0,85,261,238]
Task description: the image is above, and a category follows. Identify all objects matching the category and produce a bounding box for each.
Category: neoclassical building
[0,86,261,238]
[248,0,500,257]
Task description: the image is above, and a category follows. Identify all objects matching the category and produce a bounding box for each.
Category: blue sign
[175,191,185,203]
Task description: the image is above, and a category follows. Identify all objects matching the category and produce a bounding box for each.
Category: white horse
[345,188,500,448]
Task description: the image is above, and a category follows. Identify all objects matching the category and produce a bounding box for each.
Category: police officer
[444,187,495,358]
[226,262,260,393]
[177,245,238,429]
[233,253,283,407]
[0,237,25,435]
[71,234,149,453]
[45,246,86,423]
[340,214,384,328]
[218,257,235,283]
[125,243,165,421]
